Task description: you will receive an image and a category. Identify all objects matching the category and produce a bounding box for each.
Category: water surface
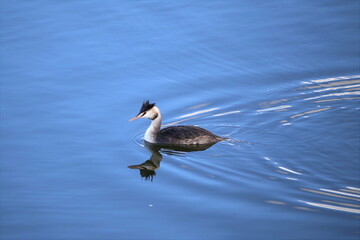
[1,1,359,240]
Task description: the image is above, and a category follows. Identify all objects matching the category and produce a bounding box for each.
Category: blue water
[1,1,359,240]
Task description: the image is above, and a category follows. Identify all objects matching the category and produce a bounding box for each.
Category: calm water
[1,1,359,240]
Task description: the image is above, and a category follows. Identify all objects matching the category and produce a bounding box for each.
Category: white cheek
[142,112,152,119]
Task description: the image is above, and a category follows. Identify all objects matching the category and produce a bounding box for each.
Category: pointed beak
[128,114,141,122]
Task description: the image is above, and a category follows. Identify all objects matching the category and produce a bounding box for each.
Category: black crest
[139,100,156,114]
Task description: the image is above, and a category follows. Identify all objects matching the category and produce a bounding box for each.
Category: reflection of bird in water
[128,144,162,181]
[129,101,225,145]
[128,142,217,181]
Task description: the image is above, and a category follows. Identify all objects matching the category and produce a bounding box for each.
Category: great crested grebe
[129,101,225,145]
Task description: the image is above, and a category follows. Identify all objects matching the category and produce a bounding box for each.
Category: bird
[129,101,225,145]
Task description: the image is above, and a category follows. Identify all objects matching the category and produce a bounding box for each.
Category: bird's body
[129,101,225,145]
[157,125,223,145]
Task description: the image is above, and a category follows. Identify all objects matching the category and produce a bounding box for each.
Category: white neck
[144,107,162,143]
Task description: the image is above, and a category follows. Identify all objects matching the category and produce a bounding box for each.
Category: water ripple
[129,75,360,218]
[299,187,360,214]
